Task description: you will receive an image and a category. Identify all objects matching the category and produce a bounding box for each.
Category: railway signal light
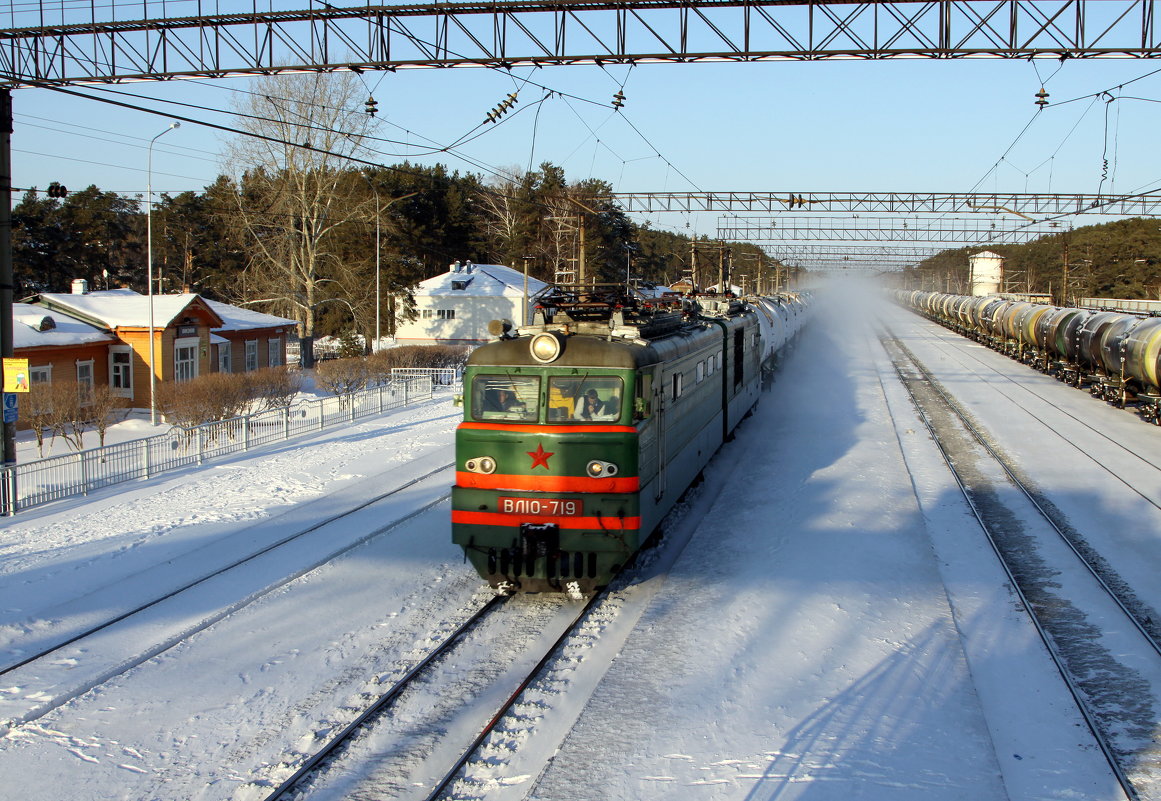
[47,182,67,198]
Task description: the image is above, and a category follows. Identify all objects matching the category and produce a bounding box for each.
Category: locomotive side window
[547,376,624,422]
[635,373,652,420]
[471,375,540,422]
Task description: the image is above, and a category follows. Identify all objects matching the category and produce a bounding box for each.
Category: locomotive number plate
[499,496,583,516]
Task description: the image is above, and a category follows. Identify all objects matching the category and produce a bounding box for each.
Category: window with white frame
[245,340,258,372]
[174,337,199,383]
[437,308,456,319]
[218,342,232,373]
[268,337,282,367]
[421,309,434,319]
[76,359,94,403]
[30,365,51,384]
[109,347,133,397]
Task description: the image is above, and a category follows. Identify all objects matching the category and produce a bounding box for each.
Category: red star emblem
[527,442,554,470]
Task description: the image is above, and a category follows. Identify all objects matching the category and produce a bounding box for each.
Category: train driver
[486,387,524,413]
[574,389,617,421]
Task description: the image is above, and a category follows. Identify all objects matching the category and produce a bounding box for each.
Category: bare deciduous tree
[223,73,376,367]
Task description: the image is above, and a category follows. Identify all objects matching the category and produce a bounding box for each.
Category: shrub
[245,366,302,412]
[314,357,370,395]
[87,385,129,447]
[365,345,471,382]
[24,381,127,454]
[157,372,252,427]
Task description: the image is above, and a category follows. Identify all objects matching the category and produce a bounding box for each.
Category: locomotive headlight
[530,332,563,363]
[587,459,618,478]
[466,456,497,474]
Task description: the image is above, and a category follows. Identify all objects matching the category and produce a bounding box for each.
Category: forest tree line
[904,217,1161,304]
[12,162,775,349]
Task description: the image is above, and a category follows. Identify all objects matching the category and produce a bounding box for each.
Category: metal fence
[390,366,462,390]
[0,376,434,516]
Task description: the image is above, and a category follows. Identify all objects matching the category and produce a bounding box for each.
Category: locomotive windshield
[471,375,540,421]
[547,376,624,422]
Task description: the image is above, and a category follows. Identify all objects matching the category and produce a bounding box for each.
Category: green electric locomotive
[452,285,762,593]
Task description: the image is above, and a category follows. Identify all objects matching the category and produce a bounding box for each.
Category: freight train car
[899,290,1161,424]
[452,284,806,593]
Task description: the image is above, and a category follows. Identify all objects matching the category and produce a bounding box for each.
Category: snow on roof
[37,289,212,329]
[416,263,549,298]
[12,302,114,349]
[972,250,1005,260]
[204,299,297,332]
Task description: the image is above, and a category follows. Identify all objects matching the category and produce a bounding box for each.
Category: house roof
[416,263,549,298]
[12,302,115,349]
[36,289,224,329]
[204,299,297,333]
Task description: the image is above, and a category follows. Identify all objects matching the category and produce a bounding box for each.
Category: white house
[394,262,549,346]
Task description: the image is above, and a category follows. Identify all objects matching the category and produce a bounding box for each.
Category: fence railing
[0,376,434,516]
[390,366,462,390]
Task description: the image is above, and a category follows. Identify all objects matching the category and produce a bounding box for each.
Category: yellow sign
[3,358,31,393]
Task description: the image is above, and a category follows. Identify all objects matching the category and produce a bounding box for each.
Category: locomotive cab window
[547,376,624,422]
[471,375,539,422]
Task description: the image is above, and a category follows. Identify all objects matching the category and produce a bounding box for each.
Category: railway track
[918,323,1161,507]
[250,407,769,800]
[259,587,614,801]
[0,462,454,734]
[882,329,1161,801]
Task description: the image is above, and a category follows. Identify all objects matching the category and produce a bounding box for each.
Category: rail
[0,376,434,516]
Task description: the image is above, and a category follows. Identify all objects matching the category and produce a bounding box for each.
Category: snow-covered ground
[2,281,1157,800]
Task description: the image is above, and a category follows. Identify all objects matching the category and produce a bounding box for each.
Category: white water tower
[969,251,1005,296]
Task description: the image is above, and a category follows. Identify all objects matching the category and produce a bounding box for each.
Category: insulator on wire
[484,91,519,124]
[612,90,625,110]
[47,182,68,198]
[365,96,378,116]
[1035,87,1049,109]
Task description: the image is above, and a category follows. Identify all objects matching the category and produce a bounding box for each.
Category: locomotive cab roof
[468,283,754,369]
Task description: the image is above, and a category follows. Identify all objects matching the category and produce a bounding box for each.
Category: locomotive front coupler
[520,523,561,559]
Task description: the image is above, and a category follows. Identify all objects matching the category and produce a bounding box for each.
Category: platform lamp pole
[147,122,179,425]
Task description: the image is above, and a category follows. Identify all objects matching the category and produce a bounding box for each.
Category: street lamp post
[147,121,179,425]
[361,174,416,352]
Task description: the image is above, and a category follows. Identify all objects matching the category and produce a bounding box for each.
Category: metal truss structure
[615,190,1161,216]
[717,215,1062,242]
[1,0,1160,87]
[762,243,946,269]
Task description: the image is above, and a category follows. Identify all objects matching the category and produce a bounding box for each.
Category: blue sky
[11,52,1161,238]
